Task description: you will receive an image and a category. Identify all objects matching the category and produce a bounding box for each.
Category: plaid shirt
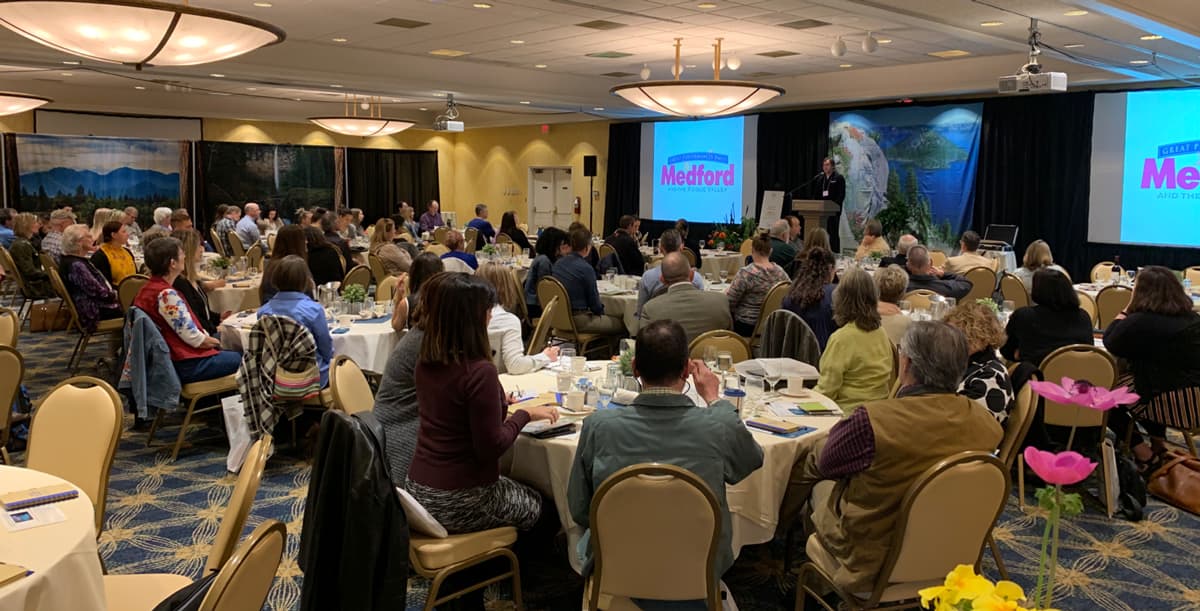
[237,314,319,438]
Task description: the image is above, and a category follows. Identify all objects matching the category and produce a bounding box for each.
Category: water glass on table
[556,371,574,393]
[703,345,718,371]
[898,300,912,318]
[561,347,576,364]
[716,350,734,373]
[719,269,729,284]
[605,269,616,284]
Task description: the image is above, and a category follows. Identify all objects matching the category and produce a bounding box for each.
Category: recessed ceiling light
[519,100,531,104]
[839,63,853,68]
[534,63,548,68]
[1063,9,1088,16]
[419,107,428,111]
[330,84,343,88]
[510,39,525,44]
[429,48,470,57]
[980,21,1004,27]
[61,60,79,65]
[434,92,446,97]
[593,106,604,111]
[1130,59,1150,64]
[928,49,971,58]
[210,73,225,77]
[332,37,348,42]
[473,2,492,7]
[252,1,272,6]
[134,85,145,90]
[247,87,258,90]
[877,38,892,44]
[1140,34,1163,41]
[59,71,72,76]
[697,2,717,8]
[684,64,696,68]
[1063,43,1085,48]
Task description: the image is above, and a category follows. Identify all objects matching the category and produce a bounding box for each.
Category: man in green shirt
[567,320,764,591]
[768,219,797,270]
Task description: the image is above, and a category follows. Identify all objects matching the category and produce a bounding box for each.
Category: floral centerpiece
[342,284,368,316]
[211,256,230,270]
[706,212,757,251]
[920,565,1057,611]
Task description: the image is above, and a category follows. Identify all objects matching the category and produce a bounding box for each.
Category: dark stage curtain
[603,122,640,237]
[756,108,832,245]
[345,148,439,226]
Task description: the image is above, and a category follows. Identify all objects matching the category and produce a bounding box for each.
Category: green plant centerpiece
[975,298,1000,314]
[342,284,368,312]
[480,244,496,256]
[211,256,230,270]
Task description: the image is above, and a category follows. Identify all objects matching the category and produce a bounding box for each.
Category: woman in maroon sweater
[406,272,558,533]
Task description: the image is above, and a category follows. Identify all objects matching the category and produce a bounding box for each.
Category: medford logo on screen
[1141,139,1200,190]
[660,152,736,187]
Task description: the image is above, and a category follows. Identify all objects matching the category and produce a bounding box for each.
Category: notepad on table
[1,484,77,511]
[745,417,805,434]
[0,563,30,587]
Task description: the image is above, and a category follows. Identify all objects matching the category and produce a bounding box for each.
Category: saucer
[778,386,809,398]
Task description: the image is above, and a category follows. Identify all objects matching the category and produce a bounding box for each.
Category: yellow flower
[971,594,1024,611]
[920,565,994,607]
[992,581,1026,602]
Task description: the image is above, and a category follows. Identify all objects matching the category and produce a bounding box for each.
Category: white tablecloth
[498,363,841,574]
[1075,281,1200,312]
[596,278,639,335]
[984,250,1017,273]
[218,312,400,374]
[644,248,744,280]
[207,277,262,314]
[0,466,105,611]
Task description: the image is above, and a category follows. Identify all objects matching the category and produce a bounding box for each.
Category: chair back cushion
[205,437,273,573]
[996,382,1037,469]
[591,464,720,603]
[1091,261,1116,283]
[199,520,287,611]
[688,330,751,363]
[1076,291,1098,327]
[1039,345,1117,428]
[750,281,790,344]
[331,356,373,415]
[527,296,558,355]
[537,277,577,335]
[999,274,1030,309]
[341,265,372,293]
[902,290,937,311]
[962,267,997,303]
[0,346,23,443]
[367,253,387,284]
[0,307,17,348]
[118,274,149,313]
[1095,286,1133,330]
[375,275,399,303]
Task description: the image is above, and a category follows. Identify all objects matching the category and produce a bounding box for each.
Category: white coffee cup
[565,390,585,412]
[786,375,808,395]
[571,356,587,375]
[336,314,356,328]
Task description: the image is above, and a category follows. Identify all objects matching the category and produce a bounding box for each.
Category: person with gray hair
[905,245,971,299]
[41,208,77,264]
[778,320,1003,593]
[142,205,175,244]
[636,228,703,316]
[768,218,797,269]
[880,233,918,269]
[874,264,911,346]
[466,202,496,250]
[642,252,732,343]
[123,206,143,241]
[59,224,122,331]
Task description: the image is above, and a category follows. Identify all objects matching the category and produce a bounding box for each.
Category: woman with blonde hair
[90,207,113,240]
[801,227,832,255]
[476,263,558,374]
[874,264,911,346]
[368,218,411,276]
[10,212,53,297]
[814,266,893,408]
[943,301,1014,425]
[1013,239,1067,292]
[172,229,226,335]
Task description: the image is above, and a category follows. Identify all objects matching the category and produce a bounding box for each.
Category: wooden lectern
[791,199,841,239]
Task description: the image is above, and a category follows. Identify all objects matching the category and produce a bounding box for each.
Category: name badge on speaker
[822,190,829,197]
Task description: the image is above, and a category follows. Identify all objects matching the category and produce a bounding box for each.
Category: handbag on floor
[1147,450,1200,515]
[29,299,70,332]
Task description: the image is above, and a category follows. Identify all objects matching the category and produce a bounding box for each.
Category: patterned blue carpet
[11,328,1200,610]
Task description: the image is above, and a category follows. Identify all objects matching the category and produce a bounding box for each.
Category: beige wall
[0,111,34,133]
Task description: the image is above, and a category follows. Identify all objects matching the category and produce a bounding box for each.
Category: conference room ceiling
[0,0,1197,130]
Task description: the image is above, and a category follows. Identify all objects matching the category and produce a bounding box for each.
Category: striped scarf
[237,314,318,439]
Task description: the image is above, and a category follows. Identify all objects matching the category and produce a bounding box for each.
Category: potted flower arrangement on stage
[706,214,757,251]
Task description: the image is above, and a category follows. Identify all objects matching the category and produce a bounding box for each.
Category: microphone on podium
[788,172,824,194]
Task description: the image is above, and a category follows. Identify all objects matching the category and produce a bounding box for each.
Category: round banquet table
[1075,281,1200,312]
[0,466,105,611]
[498,361,841,574]
[644,247,744,279]
[206,276,263,314]
[218,311,400,375]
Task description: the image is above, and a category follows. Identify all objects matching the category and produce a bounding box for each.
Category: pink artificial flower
[1023,447,1097,486]
[1028,377,1139,411]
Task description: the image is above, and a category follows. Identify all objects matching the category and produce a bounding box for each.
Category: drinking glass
[1002,300,1016,314]
[619,339,635,357]
[1127,270,1136,285]
[716,350,733,372]
[719,269,729,284]
[705,272,715,285]
[703,345,718,370]
[556,371,574,393]
[944,297,956,310]
[571,356,586,375]
[598,376,617,410]
[898,300,912,317]
[605,269,616,284]
[560,347,576,364]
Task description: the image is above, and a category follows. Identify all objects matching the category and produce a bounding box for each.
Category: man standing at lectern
[818,157,845,207]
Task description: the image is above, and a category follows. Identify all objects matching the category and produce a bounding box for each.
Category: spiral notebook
[1,484,78,511]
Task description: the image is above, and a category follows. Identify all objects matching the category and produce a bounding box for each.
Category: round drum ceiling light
[0,0,286,69]
[310,95,414,137]
[610,38,783,118]
[0,91,50,115]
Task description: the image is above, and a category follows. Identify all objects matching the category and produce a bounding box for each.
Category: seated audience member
[606,214,644,275]
[675,218,700,255]
[345,208,366,239]
[303,226,345,286]
[854,218,891,261]
[406,273,559,531]
[41,209,75,264]
[553,226,625,335]
[91,221,137,285]
[9,213,53,298]
[782,247,838,349]
[780,321,1003,592]
[88,208,111,243]
[320,214,354,263]
[261,225,308,303]
[477,263,559,374]
[569,221,602,274]
[213,204,238,253]
[169,208,193,232]
[59,224,121,330]
[567,320,763,581]
[172,229,226,336]
[236,202,262,250]
[905,245,971,299]
[524,226,568,318]
[262,206,285,233]
[768,219,798,269]
[801,227,832,256]
[258,255,333,387]
[397,201,421,238]
[376,321,422,486]
[727,234,790,337]
[642,253,732,343]
[498,210,533,253]
[944,230,993,275]
[874,264,911,346]
[1105,265,1200,469]
[467,203,496,250]
[0,208,13,248]
[391,252,443,333]
[1000,269,1093,366]
[295,208,313,226]
[786,215,803,250]
[637,229,703,316]
[943,301,1015,425]
[440,229,479,271]
[814,266,893,408]
[141,206,174,243]
[369,218,412,276]
[335,209,354,240]
[133,237,241,384]
[419,200,444,233]
[880,233,917,269]
[122,206,142,242]
[1013,239,1068,293]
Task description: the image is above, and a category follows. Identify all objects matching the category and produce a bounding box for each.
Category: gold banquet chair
[195,520,287,611]
[330,355,374,414]
[0,306,18,347]
[902,289,938,312]
[689,330,751,364]
[104,437,273,610]
[1090,261,1116,283]
[750,281,790,354]
[999,273,1030,310]
[1095,285,1132,330]
[46,264,123,372]
[962,266,997,303]
[527,296,558,356]
[368,253,388,285]
[797,452,1009,611]
[341,264,373,294]
[1076,290,1098,329]
[463,226,480,254]
[586,464,723,611]
[0,346,25,465]
[26,376,122,535]
[1186,266,1200,288]
[117,274,150,313]
[537,276,613,358]
[929,249,948,269]
[988,381,1038,580]
[375,275,399,303]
